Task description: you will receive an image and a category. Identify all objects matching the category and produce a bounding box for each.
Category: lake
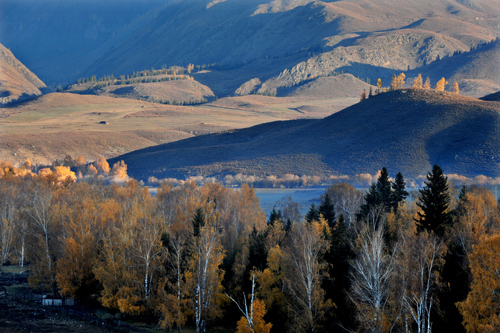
[254,187,327,219]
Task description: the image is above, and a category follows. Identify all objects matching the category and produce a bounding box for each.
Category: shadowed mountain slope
[0,43,46,105]
[110,89,500,180]
[80,0,499,96]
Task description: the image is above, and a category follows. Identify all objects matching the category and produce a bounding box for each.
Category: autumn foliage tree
[435,77,448,91]
[284,219,333,332]
[412,74,423,89]
[457,234,500,332]
[390,73,405,90]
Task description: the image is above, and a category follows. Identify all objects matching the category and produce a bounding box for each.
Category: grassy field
[0,92,356,166]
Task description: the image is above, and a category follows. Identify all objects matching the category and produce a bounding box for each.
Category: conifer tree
[453,82,459,94]
[423,76,431,89]
[415,165,451,238]
[319,194,336,227]
[357,183,382,222]
[192,207,205,237]
[268,207,282,225]
[306,203,320,223]
[435,77,448,91]
[376,167,392,209]
[412,74,423,89]
[391,172,408,212]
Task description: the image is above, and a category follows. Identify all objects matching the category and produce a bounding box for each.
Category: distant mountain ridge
[109,89,500,180]
[1,0,499,97]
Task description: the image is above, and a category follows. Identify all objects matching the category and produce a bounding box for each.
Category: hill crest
[109,89,500,180]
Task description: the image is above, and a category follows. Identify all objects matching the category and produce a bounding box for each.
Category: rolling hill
[0,43,46,105]
[109,89,500,181]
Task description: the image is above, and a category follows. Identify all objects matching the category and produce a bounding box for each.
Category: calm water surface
[254,187,327,218]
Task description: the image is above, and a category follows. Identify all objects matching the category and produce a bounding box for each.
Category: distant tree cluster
[362,72,460,100]
[72,65,193,91]
[1,162,499,332]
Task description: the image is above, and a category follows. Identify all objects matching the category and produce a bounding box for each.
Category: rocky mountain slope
[110,89,500,180]
[0,43,46,105]
[1,0,498,97]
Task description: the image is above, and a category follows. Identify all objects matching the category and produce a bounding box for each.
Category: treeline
[360,73,461,101]
[73,65,194,90]
[0,163,499,332]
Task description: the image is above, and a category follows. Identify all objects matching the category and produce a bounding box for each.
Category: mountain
[2,0,498,97]
[0,0,167,85]
[109,89,500,180]
[82,0,500,97]
[0,43,46,105]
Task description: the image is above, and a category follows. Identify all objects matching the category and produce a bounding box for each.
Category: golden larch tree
[435,77,448,91]
[390,73,406,90]
[423,76,431,89]
[412,74,423,89]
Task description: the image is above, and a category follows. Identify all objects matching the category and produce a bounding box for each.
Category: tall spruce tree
[319,193,336,227]
[306,203,320,223]
[376,167,392,209]
[415,165,451,237]
[192,207,205,237]
[391,172,408,212]
[357,167,393,221]
[357,183,382,221]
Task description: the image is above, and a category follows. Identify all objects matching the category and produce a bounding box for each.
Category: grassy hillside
[0,90,349,166]
[66,68,215,105]
[109,89,500,180]
[0,43,46,105]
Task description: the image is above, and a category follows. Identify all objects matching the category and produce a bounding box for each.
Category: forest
[0,160,499,333]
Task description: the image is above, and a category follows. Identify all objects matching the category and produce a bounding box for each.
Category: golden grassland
[0,92,357,166]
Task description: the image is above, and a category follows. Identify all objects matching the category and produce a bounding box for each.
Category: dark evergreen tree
[323,213,356,330]
[319,193,336,227]
[268,207,282,225]
[415,165,451,237]
[192,207,205,237]
[391,172,408,212]
[376,167,392,209]
[247,226,267,271]
[305,203,320,223]
[357,182,382,221]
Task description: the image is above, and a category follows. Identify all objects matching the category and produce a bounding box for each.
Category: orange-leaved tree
[457,234,500,332]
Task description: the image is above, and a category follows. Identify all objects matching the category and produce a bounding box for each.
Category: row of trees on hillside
[0,162,499,332]
[361,74,460,100]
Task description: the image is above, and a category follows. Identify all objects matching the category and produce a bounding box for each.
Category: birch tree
[284,219,333,332]
[397,231,443,333]
[349,225,397,332]
[186,203,225,333]
[0,179,20,270]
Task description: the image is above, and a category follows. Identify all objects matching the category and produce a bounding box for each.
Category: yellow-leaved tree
[390,73,406,90]
[236,299,272,333]
[412,74,423,89]
[457,234,500,332]
[435,77,448,91]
